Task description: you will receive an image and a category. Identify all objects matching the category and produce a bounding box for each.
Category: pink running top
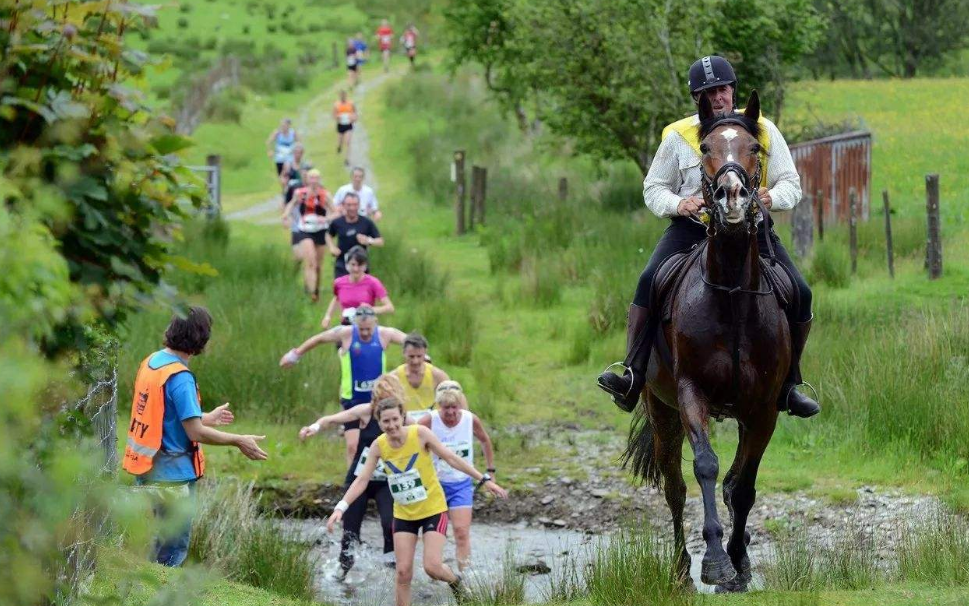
[333,274,388,311]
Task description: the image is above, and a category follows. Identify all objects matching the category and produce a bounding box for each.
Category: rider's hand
[235,435,268,460]
[677,196,704,217]
[757,187,772,209]
[485,481,508,499]
[326,509,343,533]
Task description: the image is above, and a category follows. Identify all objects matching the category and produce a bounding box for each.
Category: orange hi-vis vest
[122,356,206,478]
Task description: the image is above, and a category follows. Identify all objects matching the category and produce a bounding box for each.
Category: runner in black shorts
[281,169,334,301]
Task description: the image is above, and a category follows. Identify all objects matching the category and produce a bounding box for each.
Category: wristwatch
[477,473,492,488]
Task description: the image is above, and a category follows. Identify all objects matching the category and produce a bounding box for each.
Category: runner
[327,396,507,606]
[299,373,406,574]
[353,31,369,68]
[334,167,382,221]
[401,24,419,68]
[375,19,394,73]
[326,192,383,279]
[265,118,299,176]
[394,333,449,421]
[345,38,360,88]
[278,143,312,258]
[280,307,408,466]
[321,246,394,329]
[281,169,335,302]
[333,90,357,167]
[418,385,495,571]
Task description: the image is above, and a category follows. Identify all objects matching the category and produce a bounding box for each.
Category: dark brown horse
[624,90,790,592]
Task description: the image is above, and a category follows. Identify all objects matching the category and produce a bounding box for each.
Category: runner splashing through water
[299,374,406,575]
[328,396,507,606]
[418,383,495,571]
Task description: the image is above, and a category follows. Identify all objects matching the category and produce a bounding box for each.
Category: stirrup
[784,380,819,403]
[597,361,636,400]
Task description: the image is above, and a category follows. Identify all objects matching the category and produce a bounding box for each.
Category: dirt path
[224,71,392,223]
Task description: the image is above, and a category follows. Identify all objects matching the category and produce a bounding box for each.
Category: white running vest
[430,410,474,483]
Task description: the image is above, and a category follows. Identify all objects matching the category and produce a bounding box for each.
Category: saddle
[652,241,798,324]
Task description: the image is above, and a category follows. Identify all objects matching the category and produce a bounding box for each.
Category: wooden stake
[816,189,824,242]
[849,188,858,274]
[882,190,894,279]
[558,177,568,202]
[454,150,466,235]
[792,193,814,259]
[925,174,942,279]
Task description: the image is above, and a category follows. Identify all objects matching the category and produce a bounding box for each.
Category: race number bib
[447,441,472,462]
[338,114,352,125]
[354,446,387,481]
[387,468,427,505]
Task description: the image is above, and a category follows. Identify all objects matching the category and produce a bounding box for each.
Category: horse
[624,90,791,592]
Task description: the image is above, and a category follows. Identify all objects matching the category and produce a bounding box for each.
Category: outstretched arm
[326,441,382,531]
[280,326,347,366]
[299,404,369,440]
[420,426,507,497]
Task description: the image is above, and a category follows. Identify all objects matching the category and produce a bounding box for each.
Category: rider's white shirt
[642,114,801,218]
[334,183,379,217]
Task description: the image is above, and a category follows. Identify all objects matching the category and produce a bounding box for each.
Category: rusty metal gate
[789,131,871,224]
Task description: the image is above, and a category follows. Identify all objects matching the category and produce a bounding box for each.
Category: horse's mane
[698,111,760,141]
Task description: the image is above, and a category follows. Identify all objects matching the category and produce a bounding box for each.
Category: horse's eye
[700,143,709,154]
[751,143,761,154]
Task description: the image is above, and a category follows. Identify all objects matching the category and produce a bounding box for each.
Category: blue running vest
[340,325,386,403]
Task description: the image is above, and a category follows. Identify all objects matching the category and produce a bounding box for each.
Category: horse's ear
[698,92,714,122]
[744,90,760,120]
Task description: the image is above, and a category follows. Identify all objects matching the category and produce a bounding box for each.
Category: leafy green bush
[204,87,247,124]
[177,17,189,28]
[519,256,563,308]
[808,240,851,287]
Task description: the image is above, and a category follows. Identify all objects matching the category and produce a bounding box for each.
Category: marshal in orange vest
[122,356,206,478]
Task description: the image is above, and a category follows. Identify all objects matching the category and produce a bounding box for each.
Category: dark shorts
[393,512,448,536]
[290,231,302,246]
[275,162,285,175]
[347,64,358,72]
[340,398,365,431]
[337,123,354,134]
[293,230,326,246]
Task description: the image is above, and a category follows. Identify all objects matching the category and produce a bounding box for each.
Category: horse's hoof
[714,576,749,593]
[701,553,737,585]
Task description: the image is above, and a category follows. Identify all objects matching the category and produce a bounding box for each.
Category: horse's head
[698,90,763,232]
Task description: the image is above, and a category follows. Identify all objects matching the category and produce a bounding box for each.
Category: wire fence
[55,352,119,605]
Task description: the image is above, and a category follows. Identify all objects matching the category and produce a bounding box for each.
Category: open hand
[326,509,343,533]
[207,403,234,427]
[236,435,268,460]
[298,424,320,441]
[484,481,508,499]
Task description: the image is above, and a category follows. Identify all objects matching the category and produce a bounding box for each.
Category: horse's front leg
[678,379,735,585]
[719,413,777,592]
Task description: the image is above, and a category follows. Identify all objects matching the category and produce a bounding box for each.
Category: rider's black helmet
[688,56,737,97]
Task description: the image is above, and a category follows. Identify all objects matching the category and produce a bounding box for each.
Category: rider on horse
[597,55,820,419]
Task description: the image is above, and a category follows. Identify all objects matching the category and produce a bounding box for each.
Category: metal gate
[790,131,872,224]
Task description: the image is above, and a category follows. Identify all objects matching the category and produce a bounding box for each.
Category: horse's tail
[620,400,661,487]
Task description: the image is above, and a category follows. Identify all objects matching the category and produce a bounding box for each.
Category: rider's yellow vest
[661,109,771,188]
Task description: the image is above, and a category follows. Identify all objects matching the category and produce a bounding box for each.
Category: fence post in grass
[474,166,488,226]
[453,150,466,235]
[792,193,814,259]
[816,189,824,242]
[331,42,339,69]
[558,177,568,202]
[205,154,221,218]
[469,165,482,230]
[883,190,895,279]
[925,174,942,279]
[849,188,858,274]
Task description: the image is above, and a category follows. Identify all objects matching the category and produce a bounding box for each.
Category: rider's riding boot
[779,316,820,418]
[597,304,650,413]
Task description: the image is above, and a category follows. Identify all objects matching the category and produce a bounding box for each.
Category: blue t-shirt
[144,350,203,483]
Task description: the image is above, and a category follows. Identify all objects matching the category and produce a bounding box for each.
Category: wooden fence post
[816,189,824,242]
[469,166,482,230]
[791,193,814,259]
[883,190,894,279]
[332,42,339,69]
[925,174,942,279]
[454,150,466,235]
[474,166,488,226]
[558,177,568,202]
[848,188,858,274]
[205,154,221,218]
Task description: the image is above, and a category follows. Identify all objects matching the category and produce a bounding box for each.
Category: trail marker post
[454,150,466,235]
[849,188,858,274]
[471,166,487,227]
[792,193,814,259]
[558,177,568,202]
[816,189,824,242]
[925,174,942,279]
[883,190,894,278]
[205,154,221,218]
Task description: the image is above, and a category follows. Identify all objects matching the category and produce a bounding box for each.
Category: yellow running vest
[661,110,771,188]
[377,425,448,520]
[395,364,436,413]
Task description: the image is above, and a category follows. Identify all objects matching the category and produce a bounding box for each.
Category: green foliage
[463,547,527,605]
[763,524,881,591]
[807,241,851,288]
[190,480,317,599]
[204,87,247,124]
[586,527,690,606]
[897,511,969,585]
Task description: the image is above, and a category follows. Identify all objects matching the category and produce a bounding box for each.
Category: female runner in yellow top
[328,396,506,606]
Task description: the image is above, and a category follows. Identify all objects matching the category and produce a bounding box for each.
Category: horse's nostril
[739,187,749,199]
[714,186,727,201]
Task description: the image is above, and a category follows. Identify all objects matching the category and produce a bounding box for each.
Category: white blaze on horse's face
[717,171,748,224]
[702,124,760,227]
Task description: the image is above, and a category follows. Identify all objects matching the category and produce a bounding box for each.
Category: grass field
[101,11,969,603]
